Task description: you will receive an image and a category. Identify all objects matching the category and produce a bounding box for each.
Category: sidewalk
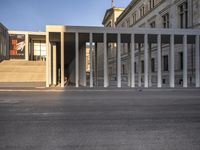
[0,83,199,92]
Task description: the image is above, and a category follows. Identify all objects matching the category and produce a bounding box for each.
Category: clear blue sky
[0,0,131,31]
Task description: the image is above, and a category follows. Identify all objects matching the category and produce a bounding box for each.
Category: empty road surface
[0,88,200,150]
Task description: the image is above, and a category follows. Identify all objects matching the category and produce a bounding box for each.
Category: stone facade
[100,0,200,86]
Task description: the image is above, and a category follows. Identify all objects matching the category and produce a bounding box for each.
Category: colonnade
[46,26,200,88]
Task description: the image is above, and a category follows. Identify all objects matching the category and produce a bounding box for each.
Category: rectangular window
[141,60,144,73]
[135,62,137,73]
[140,5,145,18]
[179,52,183,70]
[150,21,156,28]
[132,13,137,24]
[162,13,169,28]
[163,55,168,71]
[122,22,126,28]
[151,58,155,72]
[122,64,126,75]
[179,1,188,28]
[149,0,155,10]
[126,18,130,27]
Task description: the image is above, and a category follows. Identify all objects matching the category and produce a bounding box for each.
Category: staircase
[0,60,46,82]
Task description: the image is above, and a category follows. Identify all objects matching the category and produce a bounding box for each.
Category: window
[140,5,145,18]
[141,60,144,73]
[135,62,137,73]
[122,22,126,28]
[150,21,156,28]
[106,21,112,27]
[122,64,126,75]
[162,13,169,28]
[33,41,46,61]
[151,58,155,72]
[179,1,188,28]
[126,18,130,27]
[149,0,155,10]
[179,52,183,70]
[132,12,137,24]
[163,55,168,71]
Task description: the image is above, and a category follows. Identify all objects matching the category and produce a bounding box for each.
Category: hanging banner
[9,34,25,59]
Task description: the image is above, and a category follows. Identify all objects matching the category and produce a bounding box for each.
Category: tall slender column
[117,33,121,88]
[128,43,131,87]
[61,32,65,88]
[104,33,108,87]
[75,32,79,87]
[79,46,82,85]
[149,43,152,87]
[138,44,142,87]
[131,34,135,87]
[170,34,175,88]
[46,32,50,87]
[30,40,34,60]
[157,34,162,88]
[53,44,57,85]
[82,46,86,86]
[183,35,188,87]
[25,34,29,61]
[95,43,98,86]
[49,43,52,85]
[144,34,149,88]
[195,35,200,87]
[89,33,93,88]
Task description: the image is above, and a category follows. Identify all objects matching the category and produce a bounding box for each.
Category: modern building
[0,23,9,61]
[0,0,200,88]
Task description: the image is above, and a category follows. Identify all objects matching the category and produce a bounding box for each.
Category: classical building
[101,0,200,87]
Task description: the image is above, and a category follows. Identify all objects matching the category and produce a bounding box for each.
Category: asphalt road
[0,89,200,150]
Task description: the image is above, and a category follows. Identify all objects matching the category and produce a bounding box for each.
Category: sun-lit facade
[101,0,200,87]
[0,0,200,88]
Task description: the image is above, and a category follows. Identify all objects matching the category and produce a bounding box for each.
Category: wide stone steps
[0,60,46,82]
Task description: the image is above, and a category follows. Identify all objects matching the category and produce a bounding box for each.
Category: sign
[9,34,25,59]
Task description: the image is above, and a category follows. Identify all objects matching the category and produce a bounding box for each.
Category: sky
[0,0,131,31]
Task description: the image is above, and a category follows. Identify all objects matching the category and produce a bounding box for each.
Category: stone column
[144,34,149,88]
[79,46,82,85]
[82,46,86,86]
[30,40,34,61]
[75,32,79,87]
[127,43,131,87]
[46,32,50,87]
[195,35,200,87]
[61,32,65,88]
[90,33,93,88]
[170,34,175,88]
[53,44,57,86]
[95,43,98,86]
[138,44,142,87]
[183,35,188,87]
[117,33,121,88]
[25,34,29,61]
[149,43,152,87]
[131,34,135,88]
[104,33,108,87]
[157,34,162,88]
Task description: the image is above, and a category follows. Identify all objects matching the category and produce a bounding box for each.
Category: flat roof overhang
[46,25,200,36]
[8,30,46,36]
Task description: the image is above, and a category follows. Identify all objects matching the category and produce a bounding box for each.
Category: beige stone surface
[0,61,46,82]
